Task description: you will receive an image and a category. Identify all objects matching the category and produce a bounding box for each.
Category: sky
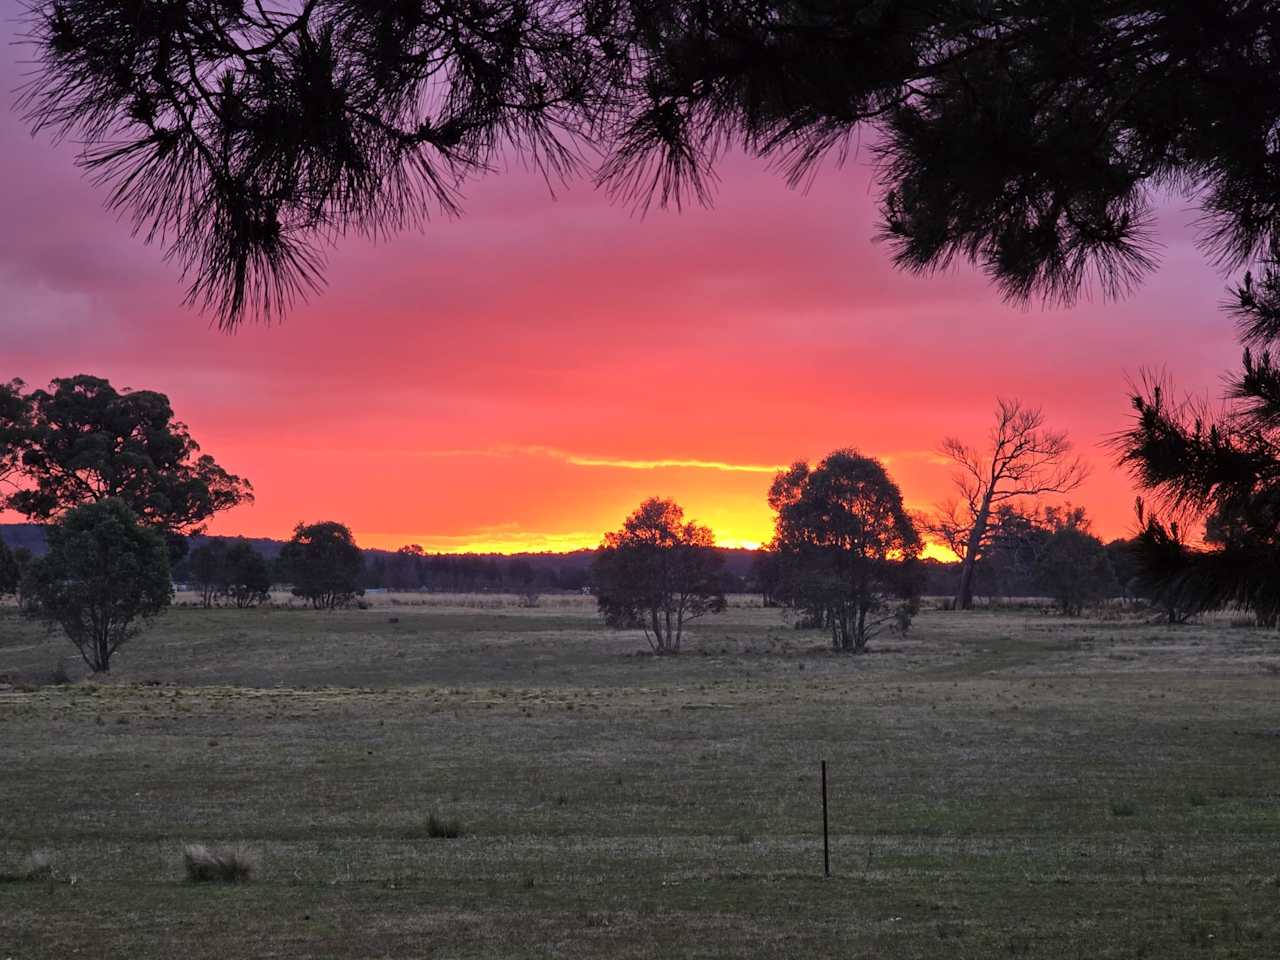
[0,11,1246,555]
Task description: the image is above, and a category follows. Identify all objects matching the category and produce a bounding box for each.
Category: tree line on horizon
[6,3,1280,668]
[1,368,1276,671]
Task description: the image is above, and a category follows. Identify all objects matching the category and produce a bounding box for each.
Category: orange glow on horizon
[354,524,960,561]
[2,96,1238,563]
[353,530,769,554]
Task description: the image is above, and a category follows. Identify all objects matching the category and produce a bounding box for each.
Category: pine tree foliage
[22,2,1280,326]
[1117,265,1280,626]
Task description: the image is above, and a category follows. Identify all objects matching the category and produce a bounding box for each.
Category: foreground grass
[1,599,1278,958]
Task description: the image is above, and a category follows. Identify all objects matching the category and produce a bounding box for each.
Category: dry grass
[1,601,1279,957]
[182,844,257,884]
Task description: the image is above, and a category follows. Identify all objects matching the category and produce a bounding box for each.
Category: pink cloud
[0,7,1246,549]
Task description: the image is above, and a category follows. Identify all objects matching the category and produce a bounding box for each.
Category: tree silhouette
[1117,270,1280,626]
[0,380,29,492]
[0,540,19,598]
[4,376,253,547]
[22,2,1280,327]
[592,497,725,654]
[26,498,172,673]
[933,399,1087,610]
[221,540,273,608]
[279,520,365,609]
[767,450,921,652]
[188,540,228,608]
[1034,508,1116,617]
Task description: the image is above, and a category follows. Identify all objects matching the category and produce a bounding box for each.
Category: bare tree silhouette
[934,399,1087,610]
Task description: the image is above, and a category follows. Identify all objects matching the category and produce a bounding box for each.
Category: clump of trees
[24,499,172,673]
[363,547,593,594]
[279,521,366,610]
[765,450,921,652]
[221,541,273,608]
[1034,509,1117,617]
[935,503,1117,617]
[592,498,725,654]
[187,539,273,609]
[1,374,252,668]
[188,541,226,608]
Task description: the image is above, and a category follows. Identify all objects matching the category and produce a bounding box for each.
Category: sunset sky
[0,10,1243,555]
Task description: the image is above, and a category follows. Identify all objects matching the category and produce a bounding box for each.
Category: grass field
[2,595,1278,958]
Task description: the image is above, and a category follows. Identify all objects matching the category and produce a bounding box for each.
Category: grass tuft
[1109,800,1140,818]
[0,850,53,883]
[425,813,463,839]
[182,844,257,883]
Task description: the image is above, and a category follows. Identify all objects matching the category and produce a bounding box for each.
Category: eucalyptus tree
[5,376,252,551]
[767,450,921,652]
[280,521,365,610]
[592,497,725,654]
[222,540,274,609]
[0,380,29,493]
[26,499,173,673]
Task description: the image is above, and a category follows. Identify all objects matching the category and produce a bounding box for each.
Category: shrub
[1109,799,1140,817]
[425,813,462,839]
[182,843,257,883]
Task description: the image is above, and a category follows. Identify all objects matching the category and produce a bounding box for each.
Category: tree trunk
[955,496,993,610]
[95,622,111,673]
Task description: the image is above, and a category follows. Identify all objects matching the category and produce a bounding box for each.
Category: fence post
[821,759,830,878]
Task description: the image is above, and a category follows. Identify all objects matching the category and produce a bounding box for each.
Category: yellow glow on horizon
[561,453,786,474]
[357,527,958,560]
[920,540,959,563]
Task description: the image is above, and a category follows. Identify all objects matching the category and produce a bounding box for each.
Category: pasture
[1,595,1278,958]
